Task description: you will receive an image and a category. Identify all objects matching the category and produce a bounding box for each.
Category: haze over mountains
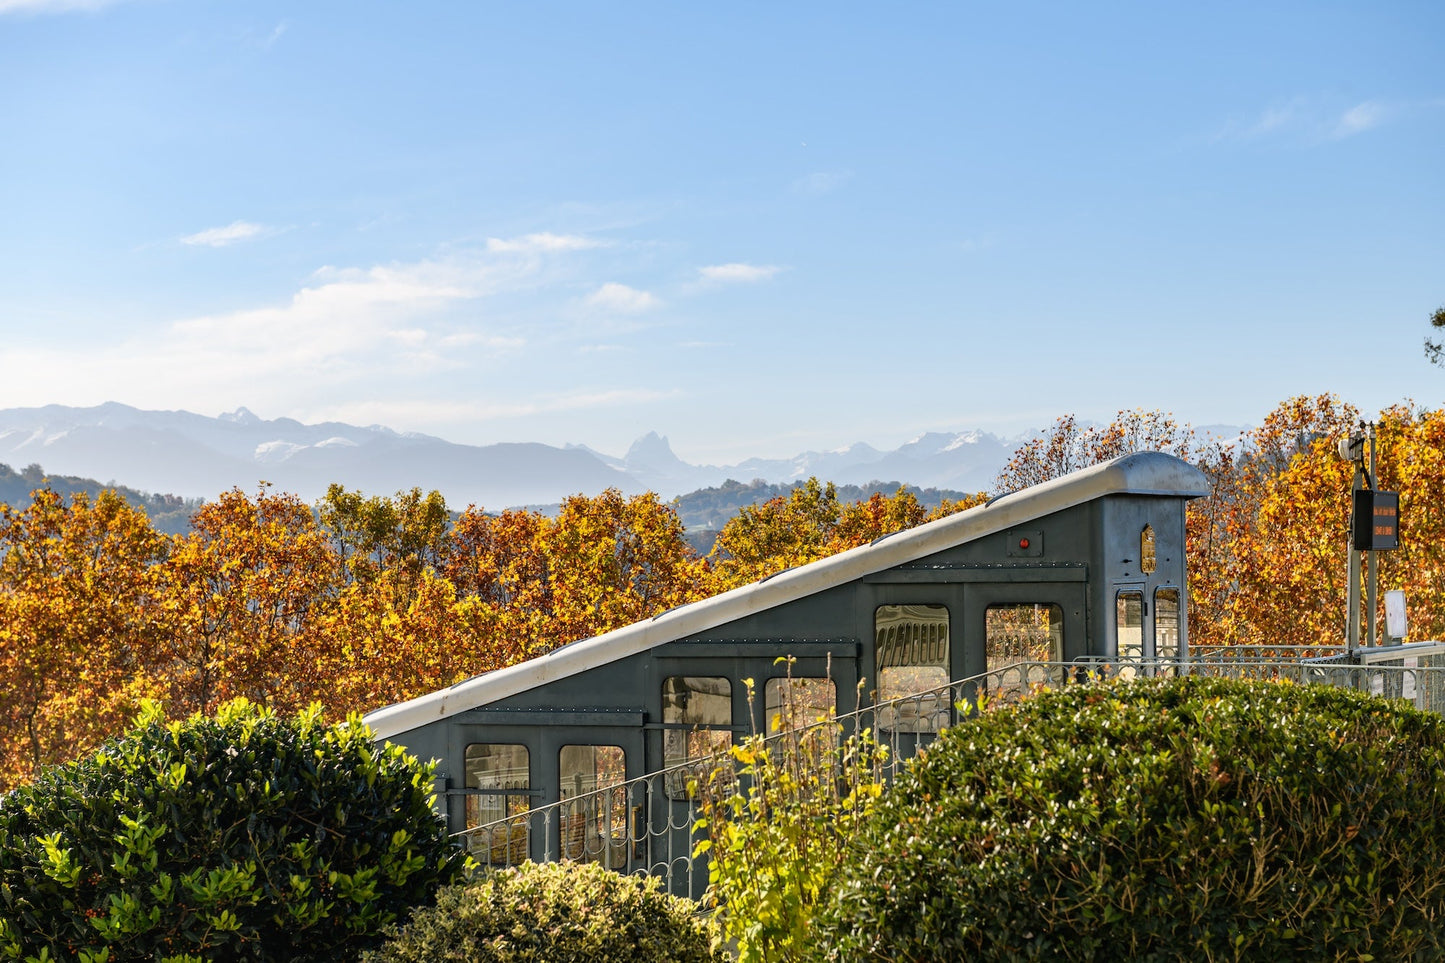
[0,404,1021,508]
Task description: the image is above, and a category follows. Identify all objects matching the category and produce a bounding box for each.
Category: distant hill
[0,462,203,535]
[0,404,1025,508]
[0,403,635,509]
[0,460,975,554]
[582,429,1013,497]
[666,478,981,555]
[671,478,978,531]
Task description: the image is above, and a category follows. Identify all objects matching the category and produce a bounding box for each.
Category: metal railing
[456,643,1445,898]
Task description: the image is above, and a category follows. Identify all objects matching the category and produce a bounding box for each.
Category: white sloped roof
[365,451,1208,740]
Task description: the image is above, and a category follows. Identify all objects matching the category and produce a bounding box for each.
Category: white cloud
[1332,101,1386,139]
[0,231,664,438]
[486,232,605,254]
[698,263,782,284]
[166,255,511,369]
[792,170,853,196]
[0,0,121,13]
[438,331,520,349]
[311,388,675,426]
[1217,97,1395,143]
[1213,100,1305,142]
[181,221,271,248]
[263,20,288,49]
[585,282,660,313]
[0,250,533,412]
[1246,104,1298,137]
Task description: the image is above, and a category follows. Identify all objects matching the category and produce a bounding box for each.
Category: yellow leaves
[707,479,955,591]
[0,484,716,788]
[0,489,171,788]
[995,411,1198,494]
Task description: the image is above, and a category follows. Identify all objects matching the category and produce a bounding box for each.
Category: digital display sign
[1352,490,1399,551]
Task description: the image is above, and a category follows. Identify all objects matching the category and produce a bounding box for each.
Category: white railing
[456,645,1445,897]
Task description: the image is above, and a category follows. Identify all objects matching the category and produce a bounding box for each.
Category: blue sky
[1,1,1441,463]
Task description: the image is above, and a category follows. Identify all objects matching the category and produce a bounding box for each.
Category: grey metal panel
[865,564,1087,584]
[366,451,1207,741]
[1095,494,1191,660]
[659,640,860,659]
[452,708,645,727]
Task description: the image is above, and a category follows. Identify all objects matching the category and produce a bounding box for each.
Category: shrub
[694,674,886,962]
[0,700,466,962]
[817,676,1445,962]
[364,860,726,962]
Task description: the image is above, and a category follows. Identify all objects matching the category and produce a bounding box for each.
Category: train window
[1117,591,1144,661]
[662,676,732,799]
[559,745,629,867]
[1140,525,1156,575]
[764,677,837,733]
[875,604,950,733]
[985,603,1064,671]
[1155,588,1180,661]
[464,743,530,864]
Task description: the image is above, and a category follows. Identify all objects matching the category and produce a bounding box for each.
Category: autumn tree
[313,568,481,714]
[159,485,338,716]
[1365,404,1445,644]
[0,490,168,790]
[1192,394,1360,649]
[317,484,451,613]
[993,409,1198,493]
[706,480,982,591]
[312,490,711,714]
[541,489,710,648]
[1424,304,1445,367]
[446,490,709,657]
[708,478,844,588]
[444,507,549,606]
[830,489,929,549]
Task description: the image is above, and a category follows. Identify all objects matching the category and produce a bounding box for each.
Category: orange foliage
[705,480,985,591]
[3,397,1445,790]
[159,486,338,717]
[0,490,168,787]
[994,409,1199,493]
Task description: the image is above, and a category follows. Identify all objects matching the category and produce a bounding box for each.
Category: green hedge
[818,676,1445,961]
[365,860,726,963]
[0,700,465,962]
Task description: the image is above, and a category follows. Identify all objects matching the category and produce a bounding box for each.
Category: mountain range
[0,403,1024,509]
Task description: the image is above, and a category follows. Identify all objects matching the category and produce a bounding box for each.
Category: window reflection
[559,745,630,867]
[662,676,732,799]
[765,677,836,734]
[985,603,1064,671]
[1155,587,1180,661]
[1117,591,1144,661]
[876,604,950,733]
[464,743,530,864]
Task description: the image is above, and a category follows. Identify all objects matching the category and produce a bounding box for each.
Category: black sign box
[1352,489,1399,551]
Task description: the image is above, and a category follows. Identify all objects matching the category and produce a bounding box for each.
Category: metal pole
[1366,423,1378,650]
[1347,462,1361,660]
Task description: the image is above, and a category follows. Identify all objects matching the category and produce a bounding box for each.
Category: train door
[1114,580,1148,661]
[964,580,1088,699]
[454,721,644,869]
[1114,580,1184,669]
[869,587,960,763]
[545,724,647,871]
[452,724,540,866]
[644,657,749,897]
[648,649,855,897]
